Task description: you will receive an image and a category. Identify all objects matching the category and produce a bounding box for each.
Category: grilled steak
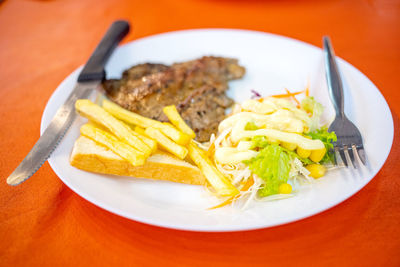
[103,56,245,142]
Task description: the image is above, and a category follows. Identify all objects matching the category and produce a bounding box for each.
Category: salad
[206,89,337,209]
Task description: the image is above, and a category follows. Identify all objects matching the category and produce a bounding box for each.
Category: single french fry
[75,99,152,156]
[144,127,188,160]
[161,123,192,145]
[188,141,239,197]
[130,128,157,153]
[102,99,157,128]
[86,120,109,132]
[80,123,146,166]
[102,99,191,145]
[163,105,196,138]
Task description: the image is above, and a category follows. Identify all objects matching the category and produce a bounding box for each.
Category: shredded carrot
[271,90,303,98]
[208,195,236,210]
[240,177,254,191]
[208,177,255,209]
[294,98,301,108]
[284,88,301,108]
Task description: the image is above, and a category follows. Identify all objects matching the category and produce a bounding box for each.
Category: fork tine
[348,145,357,168]
[356,146,367,166]
[338,147,348,167]
[333,146,339,165]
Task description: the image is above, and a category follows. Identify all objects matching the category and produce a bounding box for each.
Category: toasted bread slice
[70,136,205,185]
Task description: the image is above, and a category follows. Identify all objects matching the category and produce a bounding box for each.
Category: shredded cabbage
[301,96,323,132]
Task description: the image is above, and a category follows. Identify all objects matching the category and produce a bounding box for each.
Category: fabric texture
[0,0,399,266]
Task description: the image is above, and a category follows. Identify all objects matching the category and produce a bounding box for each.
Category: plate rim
[41,28,394,232]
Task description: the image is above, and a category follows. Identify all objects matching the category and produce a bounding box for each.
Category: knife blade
[7,20,130,185]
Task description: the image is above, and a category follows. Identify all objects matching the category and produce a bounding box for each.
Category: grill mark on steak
[103,56,245,142]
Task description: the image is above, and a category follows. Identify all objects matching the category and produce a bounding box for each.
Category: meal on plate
[70,56,337,209]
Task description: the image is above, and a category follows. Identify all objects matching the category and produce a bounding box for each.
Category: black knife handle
[77,20,130,82]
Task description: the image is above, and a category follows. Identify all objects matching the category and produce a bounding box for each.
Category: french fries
[102,99,191,145]
[75,98,237,198]
[163,105,196,138]
[129,128,157,153]
[188,141,239,197]
[80,123,146,166]
[144,127,188,160]
[75,99,152,157]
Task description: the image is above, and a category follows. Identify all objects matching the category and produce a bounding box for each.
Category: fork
[323,36,367,168]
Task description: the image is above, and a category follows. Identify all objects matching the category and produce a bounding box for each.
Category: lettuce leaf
[306,127,337,163]
[250,135,270,149]
[245,143,291,197]
[301,96,323,132]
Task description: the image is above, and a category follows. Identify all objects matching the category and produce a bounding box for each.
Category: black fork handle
[324,36,345,118]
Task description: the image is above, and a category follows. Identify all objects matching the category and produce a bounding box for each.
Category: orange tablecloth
[1,0,399,266]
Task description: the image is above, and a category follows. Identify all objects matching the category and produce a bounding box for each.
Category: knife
[6,20,130,185]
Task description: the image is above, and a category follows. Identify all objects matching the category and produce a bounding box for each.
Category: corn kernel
[309,147,327,162]
[278,183,292,194]
[297,147,311,158]
[281,142,297,151]
[306,164,326,178]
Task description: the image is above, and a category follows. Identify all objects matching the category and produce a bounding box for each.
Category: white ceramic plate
[41,29,393,232]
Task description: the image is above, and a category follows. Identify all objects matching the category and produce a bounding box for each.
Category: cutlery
[323,36,366,168]
[6,20,130,185]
